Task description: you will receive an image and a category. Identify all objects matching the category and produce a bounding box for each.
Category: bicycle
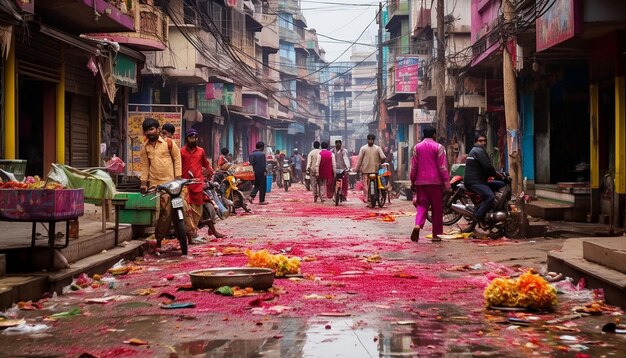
[367,172,387,208]
[334,169,348,206]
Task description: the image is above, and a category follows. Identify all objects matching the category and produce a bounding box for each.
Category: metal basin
[189,267,275,290]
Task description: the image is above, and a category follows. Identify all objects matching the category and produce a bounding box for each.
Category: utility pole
[376,2,384,146]
[435,0,446,143]
[503,0,527,237]
[343,78,348,144]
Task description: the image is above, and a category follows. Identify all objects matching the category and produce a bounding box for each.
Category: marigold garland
[245,249,301,277]
[484,271,557,310]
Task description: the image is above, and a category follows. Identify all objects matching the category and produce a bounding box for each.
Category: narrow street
[0,184,624,357]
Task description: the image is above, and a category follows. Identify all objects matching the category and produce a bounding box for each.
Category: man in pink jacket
[409,125,451,242]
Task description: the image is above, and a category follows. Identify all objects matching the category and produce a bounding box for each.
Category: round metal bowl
[189,267,275,290]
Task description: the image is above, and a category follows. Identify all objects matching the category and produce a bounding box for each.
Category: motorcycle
[334,169,348,206]
[304,169,311,191]
[145,178,198,255]
[449,173,517,238]
[425,175,465,226]
[281,160,292,192]
[214,171,250,214]
[367,171,387,208]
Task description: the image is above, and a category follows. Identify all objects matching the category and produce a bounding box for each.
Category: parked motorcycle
[145,178,198,255]
[304,169,311,191]
[214,171,250,214]
[281,160,292,192]
[449,173,516,238]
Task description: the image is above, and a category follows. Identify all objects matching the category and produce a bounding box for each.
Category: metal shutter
[69,95,91,168]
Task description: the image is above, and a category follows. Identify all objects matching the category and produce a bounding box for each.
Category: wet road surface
[1,184,624,357]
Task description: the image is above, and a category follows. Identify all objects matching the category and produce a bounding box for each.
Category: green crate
[113,192,158,210]
[119,209,155,226]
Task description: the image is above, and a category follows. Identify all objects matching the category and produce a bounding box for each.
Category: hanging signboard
[395,56,419,94]
[413,108,435,124]
[127,111,183,176]
[536,0,581,52]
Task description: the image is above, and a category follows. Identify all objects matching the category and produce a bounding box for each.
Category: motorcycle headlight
[166,181,183,196]
[368,174,377,179]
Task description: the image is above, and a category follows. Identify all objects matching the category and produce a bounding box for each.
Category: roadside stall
[0,178,84,271]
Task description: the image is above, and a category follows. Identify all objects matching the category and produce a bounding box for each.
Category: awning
[38,24,99,55]
[228,110,253,120]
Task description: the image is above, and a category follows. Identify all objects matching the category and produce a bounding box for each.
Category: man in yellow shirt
[139,118,182,248]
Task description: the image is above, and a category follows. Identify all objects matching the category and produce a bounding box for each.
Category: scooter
[282,160,292,192]
[215,170,250,214]
[449,173,516,238]
[199,179,228,238]
[145,178,198,255]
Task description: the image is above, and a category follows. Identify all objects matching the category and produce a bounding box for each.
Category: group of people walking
[139,117,499,248]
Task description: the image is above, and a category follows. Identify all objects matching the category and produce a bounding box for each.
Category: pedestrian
[355,134,386,207]
[161,123,175,139]
[463,133,505,224]
[217,148,232,171]
[409,125,451,243]
[247,141,268,205]
[314,141,336,201]
[181,129,224,241]
[331,139,350,201]
[139,118,183,248]
[290,149,303,183]
[306,141,322,202]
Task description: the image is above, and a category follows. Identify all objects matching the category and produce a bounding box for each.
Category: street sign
[413,108,435,124]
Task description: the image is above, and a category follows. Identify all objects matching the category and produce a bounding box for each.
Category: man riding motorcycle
[463,134,505,223]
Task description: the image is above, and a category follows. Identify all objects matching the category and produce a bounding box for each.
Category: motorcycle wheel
[305,179,311,191]
[173,213,188,255]
[234,191,251,213]
[460,220,477,234]
[369,181,377,208]
[378,189,387,208]
[335,185,341,206]
[284,180,290,192]
[426,191,464,226]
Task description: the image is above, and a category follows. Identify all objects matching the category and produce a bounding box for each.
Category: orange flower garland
[484,271,557,310]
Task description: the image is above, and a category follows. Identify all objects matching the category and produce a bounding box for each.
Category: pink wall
[471,0,500,43]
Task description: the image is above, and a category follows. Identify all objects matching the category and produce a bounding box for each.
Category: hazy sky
[301,0,379,62]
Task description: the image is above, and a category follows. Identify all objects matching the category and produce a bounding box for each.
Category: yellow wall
[615,77,626,194]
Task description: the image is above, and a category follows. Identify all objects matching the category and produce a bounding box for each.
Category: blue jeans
[250,173,266,202]
[467,183,494,220]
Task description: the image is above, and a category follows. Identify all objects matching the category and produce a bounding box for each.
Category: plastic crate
[0,159,27,181]
[113,192,157,210]
[119,209,155,226]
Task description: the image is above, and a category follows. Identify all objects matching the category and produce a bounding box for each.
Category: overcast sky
[301,0,379,62]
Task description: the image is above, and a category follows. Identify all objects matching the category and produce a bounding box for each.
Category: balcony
[279,56,298,76]
[386,0,409,30]
[258,13,279,52]
[278,0,299,14]
[85,2,168,51]
[279,25,301,44]
[34,0,135,34]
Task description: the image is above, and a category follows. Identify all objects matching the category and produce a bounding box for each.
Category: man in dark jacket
[464,134,503,222]
[248,141,268,205]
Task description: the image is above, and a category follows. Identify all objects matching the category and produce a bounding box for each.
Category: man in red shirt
[181,129,223,241]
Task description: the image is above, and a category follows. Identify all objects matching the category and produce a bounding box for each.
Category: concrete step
[0,240,145,310]
[583,238,626,274]
[548,237,626,309]
[60,222,133,263]
[526,199,571,221]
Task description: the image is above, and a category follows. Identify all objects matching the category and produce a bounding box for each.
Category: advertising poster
[395,56,419,94]
[127,111,183,176]
[536,0,580,52]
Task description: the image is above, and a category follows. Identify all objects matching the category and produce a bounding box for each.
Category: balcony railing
[279,26,301,44]
[278,0,299,13]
